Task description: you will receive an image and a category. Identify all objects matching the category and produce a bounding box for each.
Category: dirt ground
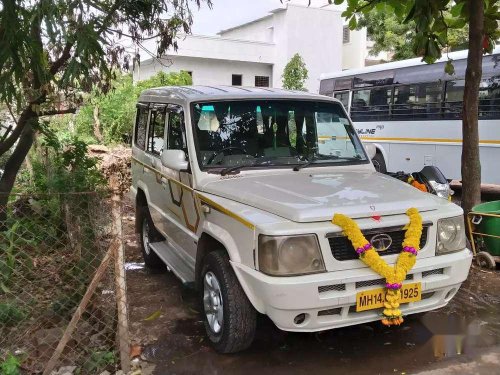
[121,198,500,375]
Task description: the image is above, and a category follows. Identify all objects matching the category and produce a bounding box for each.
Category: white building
[133,3,368,93]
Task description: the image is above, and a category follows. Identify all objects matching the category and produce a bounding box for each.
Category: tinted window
[334,91,350,109]
[479,75,500,118]
[335,78,352,91]
[319,78,334,95]
[134,105,149,150]
[147,107,166,156]
[444,80,464,119]
[351,87,392,121]
[393,82,442,120]
[167,107,186,151]
[353,71,394,88]
[445,77,500,119]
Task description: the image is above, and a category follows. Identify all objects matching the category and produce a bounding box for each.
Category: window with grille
[255,76,270,87]
[343,26,350,44]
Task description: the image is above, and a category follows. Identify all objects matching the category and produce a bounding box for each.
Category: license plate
[356,282,422,312]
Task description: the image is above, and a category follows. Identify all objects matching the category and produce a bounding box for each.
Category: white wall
[134,55,273,87]
[277,5,343,92]
[342,27,367,70]
[138,34,275,64]
[219,16,275,43]
[134,3,352,93]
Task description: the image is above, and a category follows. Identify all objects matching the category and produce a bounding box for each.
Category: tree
[357,10,469,61]
[75,71,192,144]
[338,0,499,216]
[0,0,211,216]
[282,53,309,91]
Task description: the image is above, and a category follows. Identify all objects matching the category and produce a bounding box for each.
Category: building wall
[219,16,275,43]
[134,4,353,93]
[342,27,367,70]
[134,55,273,87]
[278,5,343,92]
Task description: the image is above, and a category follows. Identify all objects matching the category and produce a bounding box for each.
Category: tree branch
[39,108,77,117]
[6,103,18,126]
[50,41,74,76]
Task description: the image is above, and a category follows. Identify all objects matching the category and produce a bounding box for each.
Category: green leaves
[282,53,309,91]
[444,59,455,75]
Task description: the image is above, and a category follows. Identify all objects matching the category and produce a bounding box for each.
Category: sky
[190,0,338,35]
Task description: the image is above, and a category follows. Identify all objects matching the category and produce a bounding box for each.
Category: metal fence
[0,191,129,374]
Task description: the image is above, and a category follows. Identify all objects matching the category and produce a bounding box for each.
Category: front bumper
[232,249,472,332]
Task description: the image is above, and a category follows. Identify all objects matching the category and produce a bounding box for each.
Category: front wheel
[200,250,256,353]
[372,152,387,173]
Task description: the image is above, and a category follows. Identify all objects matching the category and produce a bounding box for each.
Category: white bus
[319,47,500,184]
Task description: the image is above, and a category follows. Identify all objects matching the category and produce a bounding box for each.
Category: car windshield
[191,100,368,171]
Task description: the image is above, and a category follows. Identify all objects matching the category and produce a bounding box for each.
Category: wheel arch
[195,225,242,287]
[196,231,266,314]
[372,143,388,165]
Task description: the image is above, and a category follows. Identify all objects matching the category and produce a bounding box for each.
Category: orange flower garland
[332,208,423,326]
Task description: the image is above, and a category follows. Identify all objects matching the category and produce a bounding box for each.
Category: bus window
[334,91,349,109]
[444,80,464,119]
[351,87,391,121]
[479,76,500,119]
[393,82,442,120]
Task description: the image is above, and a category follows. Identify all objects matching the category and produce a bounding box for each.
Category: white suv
[131,86,472,353]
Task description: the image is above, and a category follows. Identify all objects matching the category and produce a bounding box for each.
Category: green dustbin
[471,200,500,256]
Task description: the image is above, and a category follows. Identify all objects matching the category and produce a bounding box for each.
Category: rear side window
[134,105,149,150]
[147,106,166,156]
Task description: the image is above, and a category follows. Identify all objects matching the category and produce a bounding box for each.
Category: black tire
[372,152,387,173]
[476,251,496,270]
[200,250,256,353]
[138,206,164,268]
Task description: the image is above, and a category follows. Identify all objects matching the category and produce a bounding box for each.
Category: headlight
[258,234,325,276]
[437,216,466,254]
[429,180,452,200]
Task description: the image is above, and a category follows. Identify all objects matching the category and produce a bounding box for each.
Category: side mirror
[364,143,377,160]
[161,149,189,171]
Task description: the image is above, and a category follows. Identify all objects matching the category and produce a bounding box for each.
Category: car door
[143,103,167,227]
[157,104,198,262]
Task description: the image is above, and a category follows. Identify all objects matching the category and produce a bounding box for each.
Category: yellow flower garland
[332,208,423,326]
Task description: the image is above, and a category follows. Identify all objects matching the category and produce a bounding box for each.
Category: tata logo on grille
[370,234,393,252]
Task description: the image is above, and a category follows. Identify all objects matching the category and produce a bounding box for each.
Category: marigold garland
[332,208,423,326]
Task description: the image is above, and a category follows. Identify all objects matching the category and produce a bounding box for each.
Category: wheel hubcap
[203,271,223,334]
[142,218,151,255]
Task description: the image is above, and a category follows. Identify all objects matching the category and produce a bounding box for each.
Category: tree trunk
[461,0,483,216]
[93,105,104,143]
[0,116,36,228]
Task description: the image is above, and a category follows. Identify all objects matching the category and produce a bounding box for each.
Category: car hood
[201,171,440,223]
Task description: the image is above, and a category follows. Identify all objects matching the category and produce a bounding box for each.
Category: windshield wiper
[220,160,274,176]
[293,155,348,171]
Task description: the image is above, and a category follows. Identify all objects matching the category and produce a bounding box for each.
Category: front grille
[318,308,342,316]
[422,268,444,278]
[355,274,413,289]
[328,225,429,261]
[318,284,346,293]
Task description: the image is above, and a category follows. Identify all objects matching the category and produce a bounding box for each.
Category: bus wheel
[372,153,387,173]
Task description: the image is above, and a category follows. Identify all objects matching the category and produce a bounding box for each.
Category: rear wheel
[372,152,387,173]
[476,251,496,270]
[200,250,256,353]
[138,206,164,268]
